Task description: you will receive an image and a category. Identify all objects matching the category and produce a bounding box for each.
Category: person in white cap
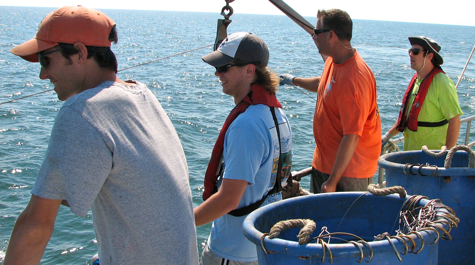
[382,36,463,151]
[5,6,198,264]
[279,9,381,194]
[194,32,293,265]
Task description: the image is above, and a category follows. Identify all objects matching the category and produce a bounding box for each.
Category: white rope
[421,145,448,158]
[444,145,475,168]
[268,219,316,245]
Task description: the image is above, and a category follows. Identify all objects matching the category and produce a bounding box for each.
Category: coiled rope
[263,190,458,263]
[0,44,214,106]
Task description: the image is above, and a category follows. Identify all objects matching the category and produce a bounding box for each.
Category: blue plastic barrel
[243,192,451,264]
[379,150,475,265]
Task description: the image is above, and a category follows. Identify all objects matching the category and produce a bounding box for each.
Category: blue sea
[0,6,474,264]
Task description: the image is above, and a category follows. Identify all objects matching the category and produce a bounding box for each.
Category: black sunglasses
[38,48,63,69]
[408,48,426,56]
[215,63,249,73]
[313,28,331,35]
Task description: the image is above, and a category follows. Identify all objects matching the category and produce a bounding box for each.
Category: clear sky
[1,0,474,27]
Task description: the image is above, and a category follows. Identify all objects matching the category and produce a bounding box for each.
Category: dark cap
[408,36,444,65]
[202,32,269,67]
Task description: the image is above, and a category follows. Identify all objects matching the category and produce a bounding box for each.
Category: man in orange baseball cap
[11,5,116,63]
[5,6,199,264]
[11,5,118,101]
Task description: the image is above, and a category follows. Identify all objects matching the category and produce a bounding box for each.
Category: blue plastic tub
[379,150,475,265]
[243,192,453,264]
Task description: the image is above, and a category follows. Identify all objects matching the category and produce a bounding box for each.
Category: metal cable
[0,44,214,106]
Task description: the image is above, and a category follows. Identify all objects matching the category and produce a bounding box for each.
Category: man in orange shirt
[280,9,381,193]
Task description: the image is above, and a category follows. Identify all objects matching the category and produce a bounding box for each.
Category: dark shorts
[310,168,373,193]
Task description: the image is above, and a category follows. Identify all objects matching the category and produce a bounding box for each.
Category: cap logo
[217,32,248,58]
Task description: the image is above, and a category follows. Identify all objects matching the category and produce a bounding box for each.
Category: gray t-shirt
[32,81,199,264]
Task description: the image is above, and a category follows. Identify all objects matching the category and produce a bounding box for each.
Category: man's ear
[73,42,88,64]
[427,51,434,61]
[328,30,336,41]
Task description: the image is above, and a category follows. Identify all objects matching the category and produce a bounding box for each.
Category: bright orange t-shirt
[312,51,381,179]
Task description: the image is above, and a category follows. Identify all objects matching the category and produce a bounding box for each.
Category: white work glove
[279,74,295,86]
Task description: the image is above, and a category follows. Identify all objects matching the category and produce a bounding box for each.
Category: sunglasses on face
[37,48,63,69]
[408,48,426,56]
[313,28,331,35]
[215,63,249,74]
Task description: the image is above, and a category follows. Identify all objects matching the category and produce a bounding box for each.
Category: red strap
[396,67,444,132]
[202,84,281,200]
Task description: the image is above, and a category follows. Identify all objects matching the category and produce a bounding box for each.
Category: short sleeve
[434,73,463,120]
[222,122,269,185]
[32,106,112,217]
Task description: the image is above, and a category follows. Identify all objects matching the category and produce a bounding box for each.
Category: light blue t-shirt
[208,104,293,262]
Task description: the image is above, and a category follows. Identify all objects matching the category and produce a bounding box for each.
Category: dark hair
[317,9,353,42]
[254,66,279,94]
[58,25,119,72]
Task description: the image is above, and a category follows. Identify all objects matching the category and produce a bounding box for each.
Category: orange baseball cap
[10,5,116,62]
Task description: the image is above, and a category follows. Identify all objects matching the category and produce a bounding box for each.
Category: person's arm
[4,195,62,265]
[387,122,401,138]
[321,134,360,193]
[292,77,321,93]
[194,178,248,226]
[445,115,461,149]
[382,121,402,147]
[280,74,320,93]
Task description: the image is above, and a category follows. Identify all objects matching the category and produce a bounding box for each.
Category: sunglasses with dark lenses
[408,48,426,56]
[38,48,63,69]
[313,28,331,35]
[215,63,248,73]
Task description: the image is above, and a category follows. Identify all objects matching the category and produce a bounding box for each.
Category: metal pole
[455,44,475,89]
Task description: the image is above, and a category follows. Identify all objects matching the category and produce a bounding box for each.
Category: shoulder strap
[228,107,283,217]
[269,107,283,194]
[395,74,418,132]
[203,85,282,201]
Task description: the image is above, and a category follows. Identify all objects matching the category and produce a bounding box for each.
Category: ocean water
[0,6,474,264]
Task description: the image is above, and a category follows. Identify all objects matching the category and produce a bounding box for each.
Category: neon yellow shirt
[403,72,463,151]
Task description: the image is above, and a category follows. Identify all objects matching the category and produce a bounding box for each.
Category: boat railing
[291,114,475,187]
[385,114,475,148]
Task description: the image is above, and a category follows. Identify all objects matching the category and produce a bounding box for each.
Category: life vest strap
[407,119,448,130]
[228,107,285,217]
